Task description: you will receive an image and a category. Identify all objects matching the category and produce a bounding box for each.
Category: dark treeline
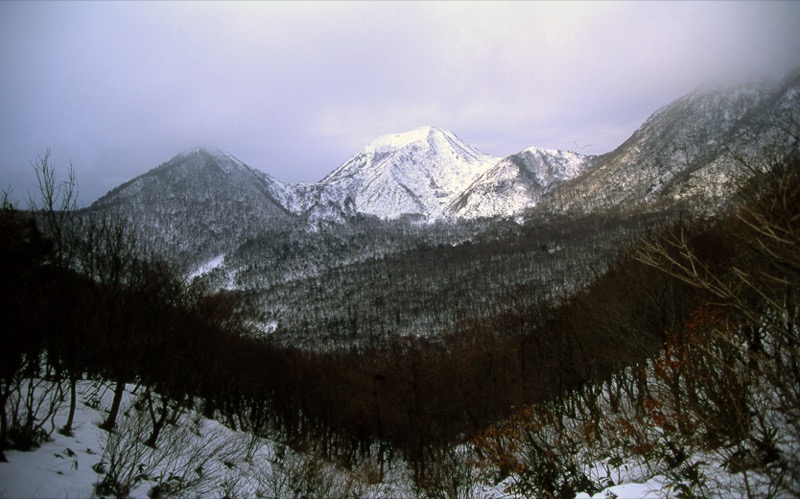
[0,177,692,485]
[245,211,664,351]
[235,220,702,484]
[0,196,677,478]
[0,157,682,479]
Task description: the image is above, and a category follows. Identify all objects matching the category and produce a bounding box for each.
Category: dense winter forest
[2,102,800,497]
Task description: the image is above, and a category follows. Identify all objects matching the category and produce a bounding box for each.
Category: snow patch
[189,254,225,279]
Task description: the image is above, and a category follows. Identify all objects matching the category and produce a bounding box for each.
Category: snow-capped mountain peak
[319,126,500,219]
[177,145,234,159]
[363,126,471,155]
[364,125,439,152]
[447,146,594,219]
[91,146,293,267]
[88,70,800,231]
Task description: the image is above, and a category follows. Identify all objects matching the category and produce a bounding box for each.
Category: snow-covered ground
[0,380,409,498]
[188,254,225,279]
[0,381,692,498]
[1,379,679,498]
[4,378,761,498]
[0,380,287,498]
[575,482,666,499]
[1,382,136,498]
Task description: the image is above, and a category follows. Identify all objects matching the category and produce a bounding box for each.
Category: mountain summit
[539,74,798,215]
[92,147,293,264]
[319,126,500,219]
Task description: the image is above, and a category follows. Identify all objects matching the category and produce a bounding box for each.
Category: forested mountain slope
[91,147,295,266]
[82,72,800,351]
[540,71,800,215]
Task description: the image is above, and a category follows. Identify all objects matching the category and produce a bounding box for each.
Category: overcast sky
[2,1,800,206]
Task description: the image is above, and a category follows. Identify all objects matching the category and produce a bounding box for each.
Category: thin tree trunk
[100,379,125,431]
[144,392,169,449]
[0,389,8,462]
[59,376,77,436]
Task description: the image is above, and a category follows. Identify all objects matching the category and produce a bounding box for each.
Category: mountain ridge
[91,146,294,265]
[538,72,799,216]
[89,71,800,267]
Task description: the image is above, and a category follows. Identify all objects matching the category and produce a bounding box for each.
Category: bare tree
[29,148,78,265]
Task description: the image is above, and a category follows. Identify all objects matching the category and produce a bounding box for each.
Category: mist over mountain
[540,72,800,215]
[6,3,800,496]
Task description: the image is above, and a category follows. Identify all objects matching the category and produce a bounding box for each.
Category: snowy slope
[90,147,296,267]
[0,380,745,499]
[0,380,408,498]
[540,73,799,215]
[448,146,593,219]
[317,126,500,220]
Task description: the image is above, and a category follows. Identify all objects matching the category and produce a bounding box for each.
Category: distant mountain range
[91,70,800,263]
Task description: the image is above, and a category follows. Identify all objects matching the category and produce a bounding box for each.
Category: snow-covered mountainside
[91,147,295,266]
[0,379,678,499]
[448,147,593,219]
[540,72,800,215]
[317,126,500,220]
[85,71,800,268]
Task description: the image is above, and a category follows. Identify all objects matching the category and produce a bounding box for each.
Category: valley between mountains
[2,71,799,497]
[90,71,800,351]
